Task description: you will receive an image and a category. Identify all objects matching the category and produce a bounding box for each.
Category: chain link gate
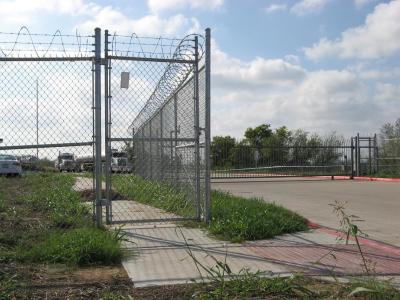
[0,28,99,226]
[0,27,211,227]
[103,29,211,225]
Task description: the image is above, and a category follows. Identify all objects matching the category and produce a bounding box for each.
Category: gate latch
[100,198,110,206]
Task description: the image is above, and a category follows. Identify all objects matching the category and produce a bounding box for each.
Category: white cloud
[304,0,400,60]
[147,0,224,14]
[0,0,201,37]
[0,0,95,26]
[78,7,195,36]
[211,43,398,138]
[265,3,288,13]
[290,0,330,16]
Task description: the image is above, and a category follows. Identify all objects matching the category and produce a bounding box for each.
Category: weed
[179,228,316,299]
[0,269,19,300]
[330,200,370,274]
[100,292,133,300]
[330,201,400,299]
[346,277,400,299]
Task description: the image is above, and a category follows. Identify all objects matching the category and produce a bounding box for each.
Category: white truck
[111,149,132,173]
[55,152,77,172]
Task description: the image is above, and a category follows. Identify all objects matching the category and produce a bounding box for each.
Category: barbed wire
[122,33,205,134]
[0,26,94,58]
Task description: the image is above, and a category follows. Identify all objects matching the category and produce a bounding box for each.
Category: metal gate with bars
[0,27,211,227]
[211,135,378,179]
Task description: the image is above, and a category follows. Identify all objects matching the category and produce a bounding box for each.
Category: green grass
[23,172,91,228]
[350,278,400,299]
[0,173,124,267]
[113,175,195,217]
[210,190,308,242]
[17,227,123,266]
[112,174,308,242]
[369,170,400,178]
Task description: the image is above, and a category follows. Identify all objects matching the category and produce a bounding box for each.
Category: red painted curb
[317,175,400,182]
[307,221,400,256]
[354,176,400,182]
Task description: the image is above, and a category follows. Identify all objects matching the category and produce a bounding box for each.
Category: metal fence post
[368,137,372,175]
[174,94,179,184]
[374,133,379,173]
[142,128,145,177]
[193,36,201,220]
[94,28,102,227]
[350,137,354,178]
[160,109,164,182]
[204,28,211,223]
[104,29,112,224]
[356,133,360,176]
[149,120,153,179]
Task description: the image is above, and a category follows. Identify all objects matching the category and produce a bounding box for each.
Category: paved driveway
[212,178,400,247]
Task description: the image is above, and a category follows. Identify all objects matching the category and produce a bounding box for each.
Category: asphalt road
[212,178,400,247]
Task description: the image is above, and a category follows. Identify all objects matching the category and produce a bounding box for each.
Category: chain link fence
[0,27,211,227]
[104,31,210,224]
[0,28,97,229]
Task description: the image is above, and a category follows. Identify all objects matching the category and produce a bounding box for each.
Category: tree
[244,124,273,149]
[260,126,291,165]
[380,118,400,157]
[231,141,256,168]
[211,136,236,169]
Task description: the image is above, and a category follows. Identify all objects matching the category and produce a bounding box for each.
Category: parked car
[0,154,22,176]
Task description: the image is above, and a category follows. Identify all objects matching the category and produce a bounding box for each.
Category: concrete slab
[111,200,180,223]
[115,201,400,287]
[120,224,289,287]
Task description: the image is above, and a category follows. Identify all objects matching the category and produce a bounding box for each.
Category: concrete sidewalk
[116,201,400,287]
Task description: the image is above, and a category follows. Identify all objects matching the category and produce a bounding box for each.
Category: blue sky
[0,0,399,138]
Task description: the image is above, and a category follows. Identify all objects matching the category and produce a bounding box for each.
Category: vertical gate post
[350,137,354,178]
[174,95,179,184]
[142,129,145,177]
[374,133,378,173]
[368,137,372,175]
[204,28,211,223]
[193,36,201,220]
[104,30,112,224]
[149,120,153,179]
[357,133,360,176]
[160,109,164,182]
[94,28,102,227]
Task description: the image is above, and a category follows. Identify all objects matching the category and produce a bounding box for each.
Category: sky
[0,0,399,139]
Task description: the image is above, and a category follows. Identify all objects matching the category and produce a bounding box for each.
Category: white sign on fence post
[120,72,130,89]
